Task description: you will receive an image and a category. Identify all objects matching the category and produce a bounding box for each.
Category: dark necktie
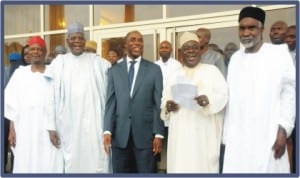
[128,61,136,91]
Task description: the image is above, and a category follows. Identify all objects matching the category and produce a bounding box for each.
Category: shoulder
[155,59,161,65]
[143,59,160,69]
[207,49,224,60]
[200,63,219,72]
[14,65,29,74]
[170,58,182,66]
[263,43,289,52]
[9,65,29,81]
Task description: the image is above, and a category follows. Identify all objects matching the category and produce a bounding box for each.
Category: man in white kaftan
[46,22,111,173]
[5,36,63,173]
[160,32,228,173]
[222,7,295,173]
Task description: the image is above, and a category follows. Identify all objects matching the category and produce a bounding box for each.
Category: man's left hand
[153,137,163,155]
[195,95,209,107]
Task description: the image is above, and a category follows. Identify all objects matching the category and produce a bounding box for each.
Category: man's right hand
[8,122,16,148]
[103,134,112,155]
[166,100,179,112]
[48,130,60,149]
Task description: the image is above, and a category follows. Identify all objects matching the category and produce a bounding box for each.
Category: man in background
[269,20,288,44]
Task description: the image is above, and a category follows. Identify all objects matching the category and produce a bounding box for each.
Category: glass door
[94,28,159,62]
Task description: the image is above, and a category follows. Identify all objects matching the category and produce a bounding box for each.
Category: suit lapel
[118,58,130,93]
[132,59,147,98]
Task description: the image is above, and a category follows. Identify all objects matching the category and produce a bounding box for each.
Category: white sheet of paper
[171,83,199,111]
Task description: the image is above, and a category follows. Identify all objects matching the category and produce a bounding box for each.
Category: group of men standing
[4,6,295,174]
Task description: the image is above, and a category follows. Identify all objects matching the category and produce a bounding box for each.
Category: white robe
[223,43,295,173]
[5,66,63,173]
[46,53,111,173]
[155,57,182,127]
[160,64,228,173]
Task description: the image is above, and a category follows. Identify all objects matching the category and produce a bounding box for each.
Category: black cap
[239,6,265,25]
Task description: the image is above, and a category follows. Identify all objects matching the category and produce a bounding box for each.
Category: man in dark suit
[104,30,165,173]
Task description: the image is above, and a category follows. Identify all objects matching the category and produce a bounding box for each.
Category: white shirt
[155,57,181,127]
[127,56,141,97]
[155,57,182,87]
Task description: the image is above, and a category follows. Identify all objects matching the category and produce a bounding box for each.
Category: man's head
[28,36,47,64]
[180,32,201,68]
[9,52,22,62]
[269,20,288,44]
[54,45,67,56]
[159,40,172,62]
[107,49,120,65]
[195,28,211,50]
[66,22,86,56]
[85,40,97,53]
[224,42,239,59]
[238,6,265,53]
[124,30,144,59]
[285,25,296,51]
[21,44,30,65]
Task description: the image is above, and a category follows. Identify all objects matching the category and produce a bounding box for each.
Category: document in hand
[171,83,199,111]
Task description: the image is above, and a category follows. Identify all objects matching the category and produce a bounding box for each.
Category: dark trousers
[291,129,296,173]
[4,118,9,172]
[219,144,225,173]
[112,130,157,173]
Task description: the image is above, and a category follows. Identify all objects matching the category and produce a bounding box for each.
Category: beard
[240,35,261,49]
[240,38,255,48]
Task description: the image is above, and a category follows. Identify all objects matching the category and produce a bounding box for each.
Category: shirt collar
[127,55,141,65]
[159,57,172,65]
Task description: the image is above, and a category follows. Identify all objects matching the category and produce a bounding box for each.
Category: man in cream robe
[161,32,228,173]
[222,7,295,173]
[46,22,111,173]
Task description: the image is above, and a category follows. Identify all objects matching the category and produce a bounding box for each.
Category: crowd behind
[2,6,297,174]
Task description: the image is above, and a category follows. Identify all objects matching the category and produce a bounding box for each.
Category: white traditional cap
[67,22,84,35]
[179,31,199,47]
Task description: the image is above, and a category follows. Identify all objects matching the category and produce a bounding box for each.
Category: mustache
[240,37,253,41]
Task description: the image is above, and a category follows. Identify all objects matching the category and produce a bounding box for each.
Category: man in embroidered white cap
[160,31,228,173]
[46,22,111,173]
[222,6,295,173]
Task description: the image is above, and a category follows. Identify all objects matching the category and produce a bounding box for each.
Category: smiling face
[159,41,172,61]
[181,40,201,68]
[66,32,86,56]
[28,44,47,64]
[124,31,144,59]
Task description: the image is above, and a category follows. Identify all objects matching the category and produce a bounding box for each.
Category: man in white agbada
[160,32,228,173]
[5,36,63,173]
[222,6,295,173]
[46,22,111,173]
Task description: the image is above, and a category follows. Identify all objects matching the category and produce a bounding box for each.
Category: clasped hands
[166,95,209,112]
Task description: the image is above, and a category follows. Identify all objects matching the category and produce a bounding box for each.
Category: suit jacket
[104,58,165,149]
